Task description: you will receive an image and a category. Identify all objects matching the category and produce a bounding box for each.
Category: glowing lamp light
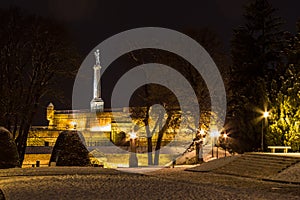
[70,121,77,126]
[129,131,137,139]
[261,111,270,152]
[200,129,205,135]
[70,121,77,129]
[223,133,228,139]
[263,111,269,118]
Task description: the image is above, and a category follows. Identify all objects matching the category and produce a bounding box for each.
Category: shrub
[49,130,91,166]
[0,127,19,168]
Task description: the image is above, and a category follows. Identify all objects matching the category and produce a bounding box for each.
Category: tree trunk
[144,106,153,165]
[154,115,171,165]
[15,103,38,166]
[16,123,30,166]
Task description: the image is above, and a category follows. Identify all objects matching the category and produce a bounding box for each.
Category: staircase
[176,144,215,164]
[213,153,300,178]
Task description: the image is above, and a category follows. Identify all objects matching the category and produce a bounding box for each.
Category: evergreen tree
[229,0,283,152]
[267,21,300,151]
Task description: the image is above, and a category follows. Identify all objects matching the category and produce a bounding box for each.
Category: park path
[0,165,299,200]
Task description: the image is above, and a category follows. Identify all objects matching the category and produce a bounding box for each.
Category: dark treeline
[0,7,79,165]
[227,0,300,152]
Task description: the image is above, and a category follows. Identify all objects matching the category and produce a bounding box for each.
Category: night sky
[1,0,299,125]
[1,0,299,54]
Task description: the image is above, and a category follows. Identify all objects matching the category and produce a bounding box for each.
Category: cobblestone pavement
[0,167,299,200]
[268,162,300,183]
[146,167,300,199]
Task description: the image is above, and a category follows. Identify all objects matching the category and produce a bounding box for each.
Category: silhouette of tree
[128,28,229,164]
[228,0,284,152]
[0,7,79,165]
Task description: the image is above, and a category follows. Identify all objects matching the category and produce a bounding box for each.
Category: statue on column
[94,49,100,65]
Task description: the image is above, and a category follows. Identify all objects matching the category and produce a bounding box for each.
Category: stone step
[232,157,296,167]
[243,157,299,165]
[217,163,284,174]
[214,168,271,178]
[244,153,300,162]
[217,162,285,173]
[222,162,288,172]
[212,153,300,178]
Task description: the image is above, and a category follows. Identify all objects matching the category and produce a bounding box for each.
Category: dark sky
[1,0,299,125]
[1,0,299,54]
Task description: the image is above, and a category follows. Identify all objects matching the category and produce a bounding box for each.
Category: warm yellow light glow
[200,129,205,135]
[90,124,111,132]
[223,133,228,139]
[70,121,77,126]
[263,111,269,118]
[129,131,137,139]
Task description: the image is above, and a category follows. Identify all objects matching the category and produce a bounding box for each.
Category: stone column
[93,65,101,99]
[90,49,104,112]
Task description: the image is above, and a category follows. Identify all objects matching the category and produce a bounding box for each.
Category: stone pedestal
[90,98,104,112]
[129,138,138,167]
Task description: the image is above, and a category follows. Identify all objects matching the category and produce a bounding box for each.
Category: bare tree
[0,7,79,165]
[127,27,229,165]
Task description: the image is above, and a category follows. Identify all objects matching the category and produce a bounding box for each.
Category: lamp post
[261,111,269,152]
[195,129,205,163]
[195,130,200,163]
[129,131,138,167]
[211,140,214,157]
[211,132,214,158]
[71,121,77,130]
[216,136,219,158]
[199,129,205,162]
[223,133,228,157]
[211,129,220,158]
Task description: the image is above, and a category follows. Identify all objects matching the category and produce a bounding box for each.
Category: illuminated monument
[90,49,104,112]
[25,50,192,168]
[42,50,132,143]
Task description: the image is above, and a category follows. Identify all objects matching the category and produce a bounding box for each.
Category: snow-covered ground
[0,160,299,200]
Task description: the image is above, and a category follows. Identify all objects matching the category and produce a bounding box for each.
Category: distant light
[129,131,137,139]
[223,133,228,139]
[211,130,220,138]
[200,129,205,135]
[70,121,77,130]
[263,111,269,118]
[70,121,77,126]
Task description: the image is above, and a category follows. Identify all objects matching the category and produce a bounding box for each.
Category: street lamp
[200,129,205,135]
[199,129,205,162]
[223,133,228,139]
[129,130,138,167]
[211,132,214,158]
[211,129,220,158]
[263,111,269,118]
[261,111,269,152]
[223,133,228,157]
[70,121,77,130]
[195,129,205,163]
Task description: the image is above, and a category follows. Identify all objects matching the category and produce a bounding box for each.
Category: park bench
[267,146,291,153]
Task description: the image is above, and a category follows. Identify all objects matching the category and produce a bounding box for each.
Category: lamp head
[263,111,269,118]
[200,129,205,135]
[129,131,137,139]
